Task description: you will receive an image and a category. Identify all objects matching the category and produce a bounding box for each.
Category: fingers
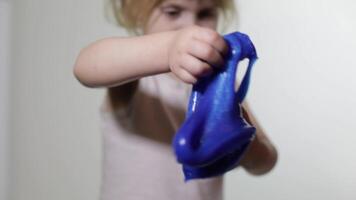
[168,26,230,85]
[180,54,213,77]
[188,39,225,68]
[194,28,229,57]
[171,53,215,84]
[170,64,198,84]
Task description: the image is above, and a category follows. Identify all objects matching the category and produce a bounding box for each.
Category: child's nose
[179,15,198,28]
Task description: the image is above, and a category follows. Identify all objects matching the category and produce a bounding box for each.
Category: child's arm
[73,31,173,88]
[240,103,279,175]
[73,25,228,88]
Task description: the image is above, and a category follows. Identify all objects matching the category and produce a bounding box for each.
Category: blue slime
[173,32,258,181]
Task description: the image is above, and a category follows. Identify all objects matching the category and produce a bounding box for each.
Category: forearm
[240,103,278,175]
[73,31,175,88]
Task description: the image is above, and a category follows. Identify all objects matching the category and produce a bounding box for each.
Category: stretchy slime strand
[173,32,258,181]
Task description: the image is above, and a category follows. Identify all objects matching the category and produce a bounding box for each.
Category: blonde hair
[105,0,236,35]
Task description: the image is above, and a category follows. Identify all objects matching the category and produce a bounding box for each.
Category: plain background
[1,0,11,199]
[1,0,355,200]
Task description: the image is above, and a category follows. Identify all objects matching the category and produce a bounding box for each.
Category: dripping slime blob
[173,32,258,181]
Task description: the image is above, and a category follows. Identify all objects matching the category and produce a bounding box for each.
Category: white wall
[8,0,121,199]
[225,0,356,200]
[0,0,11,199]
[7,0,356,200]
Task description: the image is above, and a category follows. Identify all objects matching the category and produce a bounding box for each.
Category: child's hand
[168,26,229,84]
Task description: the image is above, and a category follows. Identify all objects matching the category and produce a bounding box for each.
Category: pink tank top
[98,73,224,200]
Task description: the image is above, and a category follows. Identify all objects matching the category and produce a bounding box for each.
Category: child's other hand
[168,26,229,84]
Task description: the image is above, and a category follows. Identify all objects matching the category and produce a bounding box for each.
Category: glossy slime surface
[173,32,258,181]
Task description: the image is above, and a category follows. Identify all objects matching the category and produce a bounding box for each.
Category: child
[73,0,278,199]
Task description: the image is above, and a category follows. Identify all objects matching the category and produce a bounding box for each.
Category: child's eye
[166,10,180,18]
[198,9,217,20]
[161,7,182,19]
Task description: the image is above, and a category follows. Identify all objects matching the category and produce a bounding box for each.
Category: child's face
[144,0,219,34]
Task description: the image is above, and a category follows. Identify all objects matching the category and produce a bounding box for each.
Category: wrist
[163,30,178,73]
